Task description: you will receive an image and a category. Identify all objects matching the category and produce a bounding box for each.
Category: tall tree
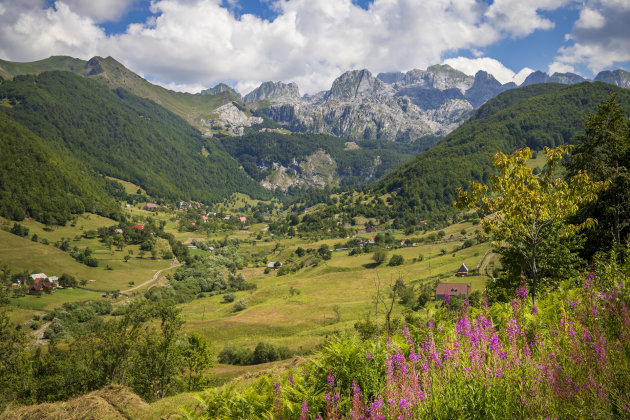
[567,93,630,252]
[455,146,605,304]
[180,332,213,391]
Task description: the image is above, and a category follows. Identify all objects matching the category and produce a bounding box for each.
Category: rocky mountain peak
[464,71,509,107]
[326,69,386,100]
[200,83,242,100]
[521,70,551,86]
[244,81,301,103]
[595,69,630,88]
[550,72,585,85]
[84,56,105,76]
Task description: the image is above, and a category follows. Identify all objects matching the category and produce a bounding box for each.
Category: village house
[435,283,471,300]
[29,273,47,282]
[456,263,469,277]
[29,280,54,295]
[144,203,158,211]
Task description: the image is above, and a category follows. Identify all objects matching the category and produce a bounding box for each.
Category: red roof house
[435,283,471,300]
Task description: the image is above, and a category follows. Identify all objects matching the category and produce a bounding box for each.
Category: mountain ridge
[2,55,628,143]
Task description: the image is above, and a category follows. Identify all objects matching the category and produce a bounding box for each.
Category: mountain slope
[0,56,245,136]
[370,82,630,221]
[0,71,269,208]
[0,113,120,224]
[220,133,417,190]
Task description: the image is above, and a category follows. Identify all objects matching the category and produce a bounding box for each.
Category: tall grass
[189,248,630,419]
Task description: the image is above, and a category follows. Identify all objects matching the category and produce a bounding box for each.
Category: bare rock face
[594,70,630,88]
[200,83,243,100]
[250,65,480,141]
[244,81,301,103]
[201,103,262,136]
[241,64,629,143]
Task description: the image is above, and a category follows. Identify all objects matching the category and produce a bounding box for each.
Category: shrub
[223,292,236,303]
[388,254,404,266]
[233,299,247,312]
[372,249,387,264]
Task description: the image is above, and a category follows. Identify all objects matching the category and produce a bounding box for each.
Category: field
[1,204,491,383]
[180,221,490,355]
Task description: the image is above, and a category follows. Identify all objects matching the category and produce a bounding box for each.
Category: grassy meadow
[1,198,491,384]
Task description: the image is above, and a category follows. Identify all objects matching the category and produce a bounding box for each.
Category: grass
[9,287,103,313]
[1,213,116,244]
[2,209,490,387]
[0,230,175,294]
[180,222,489,357]
[106,176,147,196]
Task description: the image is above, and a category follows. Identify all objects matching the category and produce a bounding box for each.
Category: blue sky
[2,0,629,94]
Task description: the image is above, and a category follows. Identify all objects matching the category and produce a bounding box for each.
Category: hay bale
[0,385,149,420]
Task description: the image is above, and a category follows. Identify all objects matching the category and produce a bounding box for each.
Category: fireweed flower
[327,374,335,387]
[300,400,309,419]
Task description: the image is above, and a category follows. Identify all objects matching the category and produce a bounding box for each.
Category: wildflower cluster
[195,254,630,419]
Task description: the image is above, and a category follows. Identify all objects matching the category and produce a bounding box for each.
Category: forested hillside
[371,82,630,223]
[220,132,418,187]
[0,113,121,224]
[0,56,241,135]
[0,71,269,218]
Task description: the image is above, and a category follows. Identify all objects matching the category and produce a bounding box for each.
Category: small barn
[435,283,471,300]
[456,263,469,277]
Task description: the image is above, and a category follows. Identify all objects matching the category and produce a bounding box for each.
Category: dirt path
[121,259,180,294]
[32,321,51,345]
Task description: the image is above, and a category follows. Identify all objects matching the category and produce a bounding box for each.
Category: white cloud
[151,79,207,94]
[551,0,630,74]
[0,1,105,61]
[548,61,575,75]
[0,0,613,94]
[442,56,533,85]
[483,0,570,38]
[60,0,139,22]
[575,8,605,30]
[513,67,535,84]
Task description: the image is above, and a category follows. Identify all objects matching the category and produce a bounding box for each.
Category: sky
[0,0,629,95]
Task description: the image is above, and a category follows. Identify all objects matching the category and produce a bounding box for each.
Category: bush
[223,292,236,303]
[84,256,99,267]
[233,299,247,312]
[218,342,292,366]
[372,249,387,264]
[388,254,404,266]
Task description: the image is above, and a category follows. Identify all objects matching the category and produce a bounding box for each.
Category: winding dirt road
[121,258,180,294]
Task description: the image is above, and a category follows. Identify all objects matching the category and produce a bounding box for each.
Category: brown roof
[435,283,471,297]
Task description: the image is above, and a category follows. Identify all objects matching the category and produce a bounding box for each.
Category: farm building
[456,263,469,276]
[435,283,471,300]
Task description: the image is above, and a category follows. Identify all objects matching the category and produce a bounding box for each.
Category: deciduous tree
[455,146,605,304]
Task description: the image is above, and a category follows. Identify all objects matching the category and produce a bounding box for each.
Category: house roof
[30,273,47,280]
[133,224,144,230]
[435,283,471,296]
[457,263,469,273]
